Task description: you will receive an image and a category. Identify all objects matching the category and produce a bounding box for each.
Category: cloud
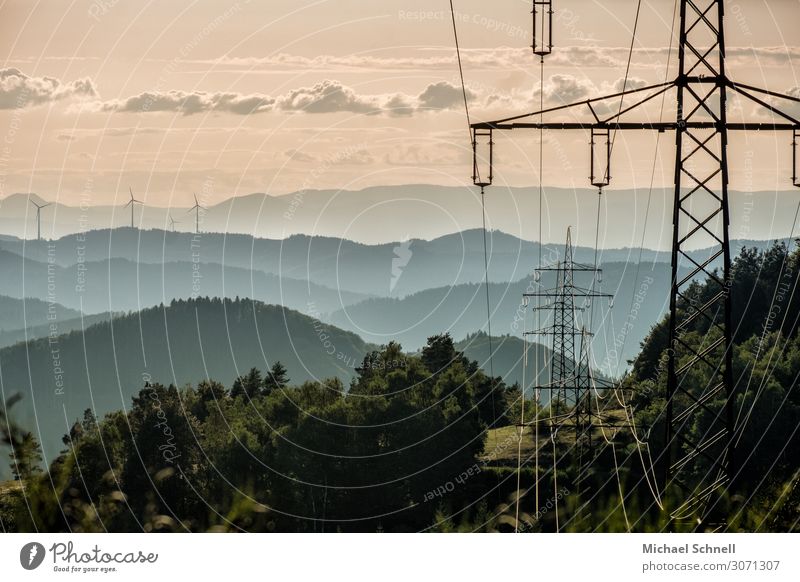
[97,90,275,115]
[751,86,800,121]
[384,94,416,117]
[284,149,318,163]
[90,80,406,117]
[468,74,669,119]
[417,81,473,111]
[384,143,464,166]
[88,79,472,118]
[193,46,800,73]
[536,74,595,103]
[612,76,649,92]
[276,80,389,115]
[283,146,375,166]
[0,68,96,109]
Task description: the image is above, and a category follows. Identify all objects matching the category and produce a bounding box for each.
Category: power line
[448,0,500,497]
[449,0,475,155]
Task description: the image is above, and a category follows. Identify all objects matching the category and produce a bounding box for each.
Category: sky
[0,0,798,210]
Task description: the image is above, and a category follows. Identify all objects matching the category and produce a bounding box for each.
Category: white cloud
[750,86,800,121]
[536,74,595,103]
[276,80,393,115]
[0,68,96,109]
[87,79,472,118]
[186,46,800,72]
[417,81,473,111]
[96,90,275,115]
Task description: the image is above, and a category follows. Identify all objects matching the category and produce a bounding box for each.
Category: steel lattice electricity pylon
[471,0,800,528]
[525,227,612,525]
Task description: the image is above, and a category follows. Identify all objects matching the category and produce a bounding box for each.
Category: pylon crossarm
[471,80,676,127]
[472,80,799,131]
[599,84,676,124]
[727,85,800,126]
[537,262,603,271]
[474,121,797,131]
[524,288,562,297]
[524,325,565,335]
[524,286,610,297]
[727,81,800,105]
[567,285,612,297]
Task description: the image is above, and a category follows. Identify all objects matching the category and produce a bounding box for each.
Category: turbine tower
[125,187,143,229]
[29,198,51,242]
[187,194,207,234]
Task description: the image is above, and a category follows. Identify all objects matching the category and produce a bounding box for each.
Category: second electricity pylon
[471,0,800,528]
[525,227,612,527]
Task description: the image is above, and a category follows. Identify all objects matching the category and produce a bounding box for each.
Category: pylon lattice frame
[525,228,612,518]
[472,0,800,526]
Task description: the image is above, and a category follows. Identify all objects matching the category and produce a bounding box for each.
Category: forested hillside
[0,335,512,532]
[1,244,799,532]
[0,297,368,472]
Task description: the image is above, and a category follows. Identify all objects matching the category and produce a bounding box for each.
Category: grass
[0,480,22,497]
[482,403,629,465]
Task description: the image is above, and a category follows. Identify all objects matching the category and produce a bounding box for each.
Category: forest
[1,242,799,532]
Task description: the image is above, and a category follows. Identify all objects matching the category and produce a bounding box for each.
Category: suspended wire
[580,0,671,525]
[449,0,474,146]
[606,303,665,511]
[449,0,500,495]
[515,304,528,532]
[514,27,548,531]
[535,51,545,530]
[579,0,680,521]
[588,189,603,329]
[480,189,497,389]
[615,0,679,372]
[592,371,632,531]
[563,0,643,531]
[448,0,495,384]
[608,0,643,165]
[551,402,560,532]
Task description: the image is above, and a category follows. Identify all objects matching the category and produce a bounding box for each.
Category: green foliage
[622,241,800,530]
[0,297,369,470]
[1,335,497,532]
[4,239,800,532]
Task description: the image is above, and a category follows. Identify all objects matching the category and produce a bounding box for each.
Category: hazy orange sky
[0,0,798,208]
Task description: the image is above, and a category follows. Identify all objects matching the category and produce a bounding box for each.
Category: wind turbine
[168,214,180,232]
[187,194,207,234]
[125,187,143,229]
[29,198,51,241]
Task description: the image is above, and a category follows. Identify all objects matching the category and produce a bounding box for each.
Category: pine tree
[263,362,289,395]
[9,431,43,481]
[231,367,263,399]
